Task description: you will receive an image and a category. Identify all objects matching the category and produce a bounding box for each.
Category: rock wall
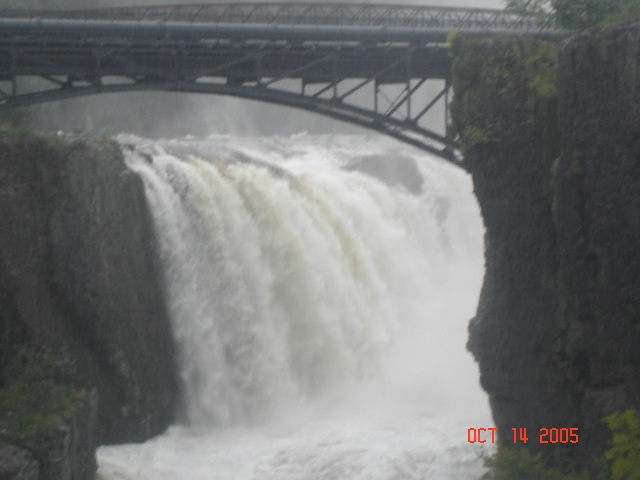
[0,390,98,480]
[451,20,640,476]
[554,20,640,471]
[0,131,179,477]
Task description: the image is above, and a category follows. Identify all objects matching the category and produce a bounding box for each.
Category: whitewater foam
[98,133,491,479]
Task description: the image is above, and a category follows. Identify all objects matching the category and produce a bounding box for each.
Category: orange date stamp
[467,427,579,444]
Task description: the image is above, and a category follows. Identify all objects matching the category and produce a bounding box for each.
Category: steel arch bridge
[0,3,558,165]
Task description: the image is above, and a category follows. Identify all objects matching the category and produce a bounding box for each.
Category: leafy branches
[481,448,587,480]
[504,0,553,16]
[504,0,640,29]
[0,343,86,441]
[603,410,640,480]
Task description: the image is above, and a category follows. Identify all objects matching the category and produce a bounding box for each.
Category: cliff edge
[452,20,640,476]
[0,130,179,478]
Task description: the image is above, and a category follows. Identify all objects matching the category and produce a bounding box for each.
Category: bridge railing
[0,3,554,32]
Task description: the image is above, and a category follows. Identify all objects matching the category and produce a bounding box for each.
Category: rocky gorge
[0,17,638,480]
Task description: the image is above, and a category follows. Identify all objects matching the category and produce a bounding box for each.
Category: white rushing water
[97,133,492,480]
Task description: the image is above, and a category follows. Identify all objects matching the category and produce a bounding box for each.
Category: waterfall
[98,133,491,480]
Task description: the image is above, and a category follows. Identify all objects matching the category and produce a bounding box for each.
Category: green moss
[603,409,640,480]
[482,412,640,480]
[0,114,65,153]
[553,0,640,29]
[482,448,589,480]
[448,36,559,153]
[448,35,483,96]
[526,44,557,98]
[459,125,499,151]
[601,1,640,24]
[0,120,35,138]
[0,343,87,442]
[446,31,464,57]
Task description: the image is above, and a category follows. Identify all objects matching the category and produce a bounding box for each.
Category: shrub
[0,343,86,441]
[603,409,640,480]
[505,0,640,29]
[482,448,588,480]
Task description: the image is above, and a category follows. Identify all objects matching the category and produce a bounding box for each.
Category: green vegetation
[603,409,640,480]
[504,0,551,17]
[0,110,36,137]
[448,33,558,152]
[480,411,640,480]
[0,343,88,442]
[0,121,33,138]
[505,0,640,29]
[481,448,588,480]
[601,0,640,24]
[525,43,557,98]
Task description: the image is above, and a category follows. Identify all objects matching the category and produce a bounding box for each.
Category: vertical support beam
[176,47,185,83]
[374,78,379,114]
[10,50,17,99]
[256,53,264,84]
[405,51,412,120]
[11,76,17,99]
[332,55,338,101]
[445,78,450,138]
[95,51,103,90]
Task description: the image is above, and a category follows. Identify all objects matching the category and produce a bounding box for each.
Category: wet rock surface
[346,153,423,194]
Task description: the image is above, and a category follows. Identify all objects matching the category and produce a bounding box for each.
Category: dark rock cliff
[452,21,640,476]
[0,131,179,478]
[554,21,640,472]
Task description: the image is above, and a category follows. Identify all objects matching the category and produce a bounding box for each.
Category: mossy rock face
[1,344,80,438]
[0,343,98,480]
[0,393,98,480]
[0,440,39,480]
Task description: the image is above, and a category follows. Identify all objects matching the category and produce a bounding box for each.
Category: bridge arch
[3,75,457,164]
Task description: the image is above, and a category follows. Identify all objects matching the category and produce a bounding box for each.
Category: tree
[603,410,640,480]
[553,0,616,29]
[504,0,640,29]
[504,0,552,16]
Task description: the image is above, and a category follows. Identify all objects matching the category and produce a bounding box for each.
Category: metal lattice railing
[0,3,555,33]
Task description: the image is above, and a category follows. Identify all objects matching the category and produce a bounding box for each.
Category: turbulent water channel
[97,133,492,480]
